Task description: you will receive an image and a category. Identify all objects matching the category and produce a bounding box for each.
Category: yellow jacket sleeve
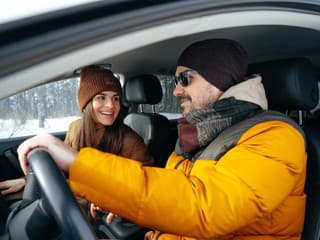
[69,121,306,239]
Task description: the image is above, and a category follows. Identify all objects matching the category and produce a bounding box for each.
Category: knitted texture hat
[78,66,122,110]
[177,39,248,91]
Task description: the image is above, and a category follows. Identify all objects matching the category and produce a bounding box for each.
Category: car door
[0,77,81,200]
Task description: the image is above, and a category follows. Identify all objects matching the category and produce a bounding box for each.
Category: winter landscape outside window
[0,75,182,139]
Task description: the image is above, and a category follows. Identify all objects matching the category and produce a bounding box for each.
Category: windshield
[1,0,99,24]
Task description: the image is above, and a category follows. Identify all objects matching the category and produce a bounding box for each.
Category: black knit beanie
[177,39,248,91]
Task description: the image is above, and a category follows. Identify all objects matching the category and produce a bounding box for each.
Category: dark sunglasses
[174,70,198,87]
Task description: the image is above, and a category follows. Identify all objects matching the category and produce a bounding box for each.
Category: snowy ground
[0,116,79,139]
[0,113,181,139]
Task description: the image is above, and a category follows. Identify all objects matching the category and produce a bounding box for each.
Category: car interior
[1,58,319,240]
[123,74,175,168]
[0,1,320,239]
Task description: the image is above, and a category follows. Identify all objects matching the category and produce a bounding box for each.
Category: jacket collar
[219,74,268,110]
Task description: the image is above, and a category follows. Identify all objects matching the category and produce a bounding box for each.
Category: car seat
[95,75,172,240]
[123,74,171,167]
[249,57,320,240]
[302,82,320,240]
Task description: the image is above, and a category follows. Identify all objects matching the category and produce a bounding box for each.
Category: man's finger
[106,213,116,224]
[17,142,31,175]
[90,204,97,218]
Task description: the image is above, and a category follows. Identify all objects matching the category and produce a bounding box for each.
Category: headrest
[248,58,319,111]
[124,74,163,104]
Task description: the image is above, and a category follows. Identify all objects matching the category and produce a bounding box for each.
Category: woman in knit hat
[65,65,153,164]
[1,65,154,225]
[64,65,154,223]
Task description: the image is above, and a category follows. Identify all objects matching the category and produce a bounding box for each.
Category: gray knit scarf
[175,97,261,160]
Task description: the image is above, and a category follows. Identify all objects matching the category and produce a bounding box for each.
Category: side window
[141,75,182,119]
[0,77,81,139]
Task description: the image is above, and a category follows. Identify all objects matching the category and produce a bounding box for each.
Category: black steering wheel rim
[25,148,96,240]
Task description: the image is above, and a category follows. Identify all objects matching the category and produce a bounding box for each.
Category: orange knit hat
[78,66,122,111]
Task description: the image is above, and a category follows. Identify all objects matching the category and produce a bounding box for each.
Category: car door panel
[0,132,66,181]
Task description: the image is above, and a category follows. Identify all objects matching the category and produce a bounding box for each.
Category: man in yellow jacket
[18,39,306,240]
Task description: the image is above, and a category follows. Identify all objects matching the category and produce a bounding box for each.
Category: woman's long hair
[73,102,125,154]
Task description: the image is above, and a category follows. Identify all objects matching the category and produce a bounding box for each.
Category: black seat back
[124,74,171,167]
[249,58,318,112]
[249,58,320,240]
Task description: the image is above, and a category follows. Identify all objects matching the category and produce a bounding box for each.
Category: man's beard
[180,95,217,117]
[179,95,192,116]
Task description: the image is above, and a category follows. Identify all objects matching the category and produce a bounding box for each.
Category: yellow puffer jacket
[69,119,306,240]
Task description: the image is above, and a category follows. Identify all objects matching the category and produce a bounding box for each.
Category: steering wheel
[6,149,96,240]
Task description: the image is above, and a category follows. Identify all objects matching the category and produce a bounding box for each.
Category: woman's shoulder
[68,118,82,130]
[64,118,81,147]
[65,118,82,139]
